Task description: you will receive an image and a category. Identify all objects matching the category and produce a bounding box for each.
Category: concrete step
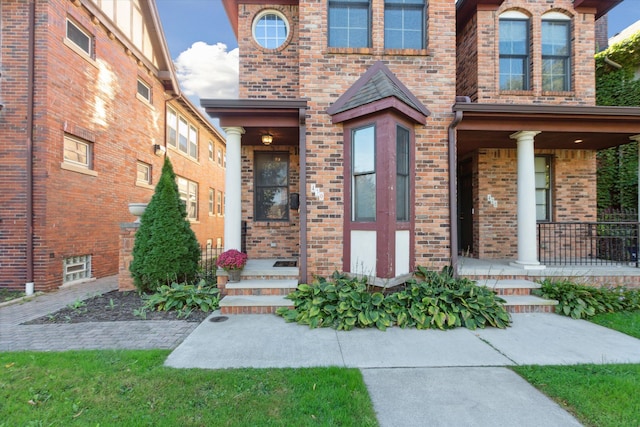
[501,295,558,314]
[219,295,293,314]
[478,279,541,295]
[225,279,299,296]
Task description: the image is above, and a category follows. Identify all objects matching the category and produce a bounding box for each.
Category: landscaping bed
[23,291,210,324]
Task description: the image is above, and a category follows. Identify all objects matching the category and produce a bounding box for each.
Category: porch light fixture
[261,134,273,146]
[153,144,166,156]
[574,139,583,144]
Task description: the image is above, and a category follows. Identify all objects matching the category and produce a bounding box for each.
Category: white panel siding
[395,230,410,275]
[350,230,377,276]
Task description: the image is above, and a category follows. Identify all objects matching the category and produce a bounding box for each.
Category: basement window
[63,255,92,284]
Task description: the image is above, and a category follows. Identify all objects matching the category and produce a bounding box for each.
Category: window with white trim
[177,176,198,220]
[209,188,215,215]
[208,141,214,161]
[63,134,92,169]
[63,255,92,283]
[217,147,223,166]
[253,10,289,49]
[137,79,151,102]
[166,107,199,160]
[66,19,92,56]
[217,190,223,216]
[136,161,151,185]
[542,13,571,91]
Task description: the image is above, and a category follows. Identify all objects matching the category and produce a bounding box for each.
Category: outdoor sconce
[261,134,273,146]
[153,144,166,156]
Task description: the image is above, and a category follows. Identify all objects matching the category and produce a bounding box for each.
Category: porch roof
[201,98,307,146]
[453,102,640,156]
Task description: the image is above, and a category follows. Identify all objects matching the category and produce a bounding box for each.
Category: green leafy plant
[142,280,220,319]
[130,158,201,292]
[534,279,640,319]
[67,298,86,311]
[277,266,511,331]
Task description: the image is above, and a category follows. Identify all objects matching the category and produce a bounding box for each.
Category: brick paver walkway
[0,276,199,351]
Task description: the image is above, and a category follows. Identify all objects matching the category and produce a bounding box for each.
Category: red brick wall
[457,0,597,105]
[473,148,596,259]
[238,4,299,99]
[0,0,224,291]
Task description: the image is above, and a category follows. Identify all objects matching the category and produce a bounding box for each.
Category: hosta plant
[142,280,220,319]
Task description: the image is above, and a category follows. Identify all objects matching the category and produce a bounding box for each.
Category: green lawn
[0,350,378,426]
[589,310,640,339]
[512,310,640,427]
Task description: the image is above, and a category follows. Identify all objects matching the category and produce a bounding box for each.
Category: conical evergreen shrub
[130,157,201,292]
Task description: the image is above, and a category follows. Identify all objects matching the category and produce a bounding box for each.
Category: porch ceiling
[201,99,307,146]
[454,102,640,156]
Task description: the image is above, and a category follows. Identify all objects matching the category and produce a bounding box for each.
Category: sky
[155,0,640,109]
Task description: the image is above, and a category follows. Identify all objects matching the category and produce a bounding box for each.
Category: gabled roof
[327,61,430,124]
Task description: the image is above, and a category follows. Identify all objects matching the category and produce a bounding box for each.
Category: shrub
[141,280,220,319]
[130,158,201,292]
[534,279,640,319]
[276,266,511,331]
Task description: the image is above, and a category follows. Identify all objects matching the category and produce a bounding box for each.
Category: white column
[632,134,640,222]
[510,130,545,269]
[222,127,245,251]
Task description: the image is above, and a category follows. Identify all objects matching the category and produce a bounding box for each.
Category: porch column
[632,134,640,222]
[222,126,245,251]
[510,130,545,269]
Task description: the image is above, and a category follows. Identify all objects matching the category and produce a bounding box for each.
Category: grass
[512,364,640,427]
[0,288,24,303]
[0,350,378,426]
[589,310,640,339]
[512,310,640,427]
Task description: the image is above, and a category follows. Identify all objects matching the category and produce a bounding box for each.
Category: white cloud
[175,42,239,99]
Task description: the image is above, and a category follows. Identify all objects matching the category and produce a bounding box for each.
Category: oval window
[253,11,289,50]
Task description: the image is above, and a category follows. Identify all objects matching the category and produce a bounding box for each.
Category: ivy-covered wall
[595,30,640,211]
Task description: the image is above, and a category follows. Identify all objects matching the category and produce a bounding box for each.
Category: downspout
[299,106,307,283]
[25,0,36,293]
[447,96,469,277]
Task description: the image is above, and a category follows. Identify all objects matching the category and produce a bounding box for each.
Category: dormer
[456,0,622,105]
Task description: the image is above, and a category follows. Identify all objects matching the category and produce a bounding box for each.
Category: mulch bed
[23,290,210,324]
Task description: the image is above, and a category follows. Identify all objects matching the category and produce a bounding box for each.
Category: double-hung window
[209,188,215,215]
[177,176,198,220]
[499,13,530,91]
[328,0,371,48]
[352,125,376,221]
[166,107,198,160]
[255,152,289,221]
[384,0,425,49]
[542,14,571,91]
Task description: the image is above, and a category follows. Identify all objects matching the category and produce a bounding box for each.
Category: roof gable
[327,61,430,124]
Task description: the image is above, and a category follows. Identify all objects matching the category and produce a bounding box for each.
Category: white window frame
[167,107,178,148]
[177,176,198,220]
[166,107,199,160]
[137,79,151,103]
[63,255,92,284]
[208,141,214,161]
[63,134,92,169]
[217,147,223,166]
[66,18,92,57]
[217,190,223,216]
[136,161,151,185]
[252,10,290,50]
[209,188,215,215]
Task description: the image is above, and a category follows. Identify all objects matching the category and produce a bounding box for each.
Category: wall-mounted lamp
[261,134,273,146]
[153,144,166,156]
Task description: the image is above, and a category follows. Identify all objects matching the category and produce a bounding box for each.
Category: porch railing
[200,245,223,278]
[538,222,640,267]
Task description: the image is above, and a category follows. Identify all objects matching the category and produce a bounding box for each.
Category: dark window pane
[67,20,90,54]
[255,153,289,221]
[396,126,410,221]
[354,174,376,221]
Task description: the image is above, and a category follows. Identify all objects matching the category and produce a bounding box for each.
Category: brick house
[205,0,640,289]
[0,0,225,292]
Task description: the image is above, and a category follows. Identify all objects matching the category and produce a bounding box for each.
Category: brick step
[501,295,558,314]
[478,279,541,296]
[219,295,293,314]
[225,279,299,296]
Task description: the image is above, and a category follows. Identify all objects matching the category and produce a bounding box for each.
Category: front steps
[218,263,298,314]
[476,279,558,313]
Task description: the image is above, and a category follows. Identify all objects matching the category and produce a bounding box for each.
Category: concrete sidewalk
[165,311,640,427]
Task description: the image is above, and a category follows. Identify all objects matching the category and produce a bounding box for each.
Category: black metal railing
[538,222,640,267]
[200,245,222,278]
